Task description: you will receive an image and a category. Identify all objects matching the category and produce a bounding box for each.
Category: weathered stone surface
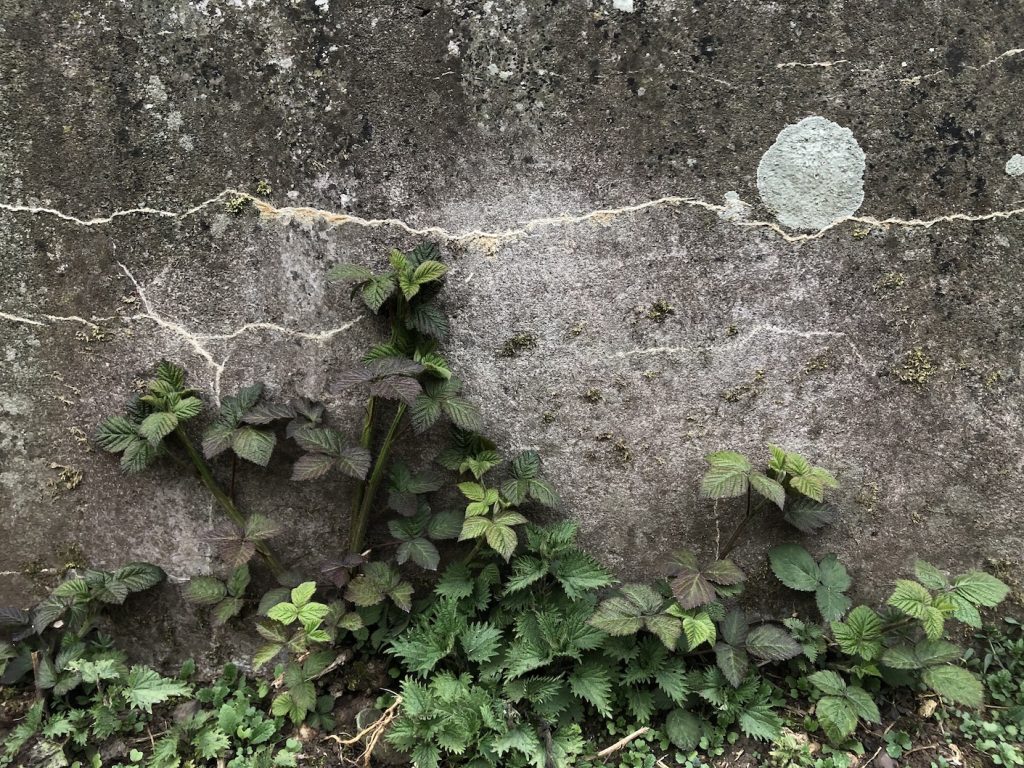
[1,0,1023,655]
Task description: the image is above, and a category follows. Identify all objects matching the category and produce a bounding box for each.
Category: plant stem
[174,427,285,579]
[348,403,407,554]
[350,397,377,527]
[719,485,753,559]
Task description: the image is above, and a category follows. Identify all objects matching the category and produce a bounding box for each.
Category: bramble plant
[3,242,1014,768]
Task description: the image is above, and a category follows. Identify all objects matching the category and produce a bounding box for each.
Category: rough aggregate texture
[1,0,1023,657]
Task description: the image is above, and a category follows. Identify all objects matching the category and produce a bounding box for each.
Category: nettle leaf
[700,451,751,499]
[568,662,613,716]
[714,643,748,688]
[123,666,192,713]
[459,623,502,663]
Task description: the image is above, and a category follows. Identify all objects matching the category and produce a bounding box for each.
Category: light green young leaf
[700,451,751,499]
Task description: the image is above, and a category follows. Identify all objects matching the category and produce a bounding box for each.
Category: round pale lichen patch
[1005,154,1024,176]
[756,116,866,231]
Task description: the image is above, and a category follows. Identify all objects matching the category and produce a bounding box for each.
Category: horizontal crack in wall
[2,188,1024,247]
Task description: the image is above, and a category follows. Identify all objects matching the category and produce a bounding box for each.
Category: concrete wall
[2,1,1023,643]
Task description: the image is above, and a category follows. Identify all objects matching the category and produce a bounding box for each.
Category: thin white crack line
[776,59,850,70]
[608,326,869,376]
[0,311,108,330]
[116,263,362,401]
[899,46,1024,85]
[3,189,1024,246]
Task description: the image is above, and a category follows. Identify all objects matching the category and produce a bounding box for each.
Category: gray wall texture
[1,1,1023,651]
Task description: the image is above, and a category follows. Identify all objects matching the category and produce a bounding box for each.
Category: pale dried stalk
[324,696,403,768]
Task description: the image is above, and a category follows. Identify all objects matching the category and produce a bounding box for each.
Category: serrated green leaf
[922,665,984,708]
[123,666,191,713]
[460,623,502,663]
[952,571,1009,608]
[745,624,802,661]
[232,427,276,466]
[769,544,820,591]
[700,451,751,499]
[807,670,847,696]
[714,643,748,687]
[568,663,612,716]
[327,263,375,282]
[914,560,948,590]
[816,696,858,742]
[749,471,785,509]
[832,605,882,660]
[139,411,178,446]
[184,577,227,606]
[665,709,702,749]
